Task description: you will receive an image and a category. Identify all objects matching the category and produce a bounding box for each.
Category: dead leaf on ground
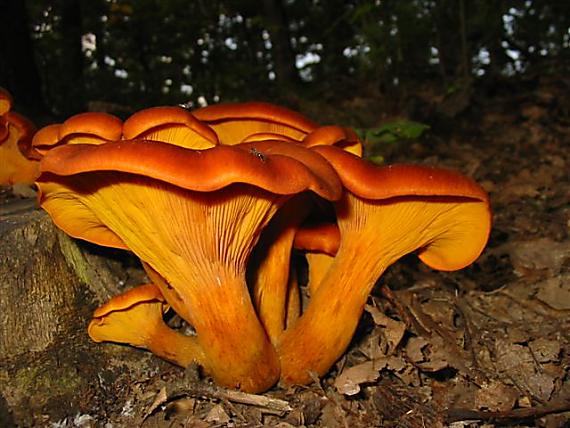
[364,304,406,354]
[507,238,570,276]
[535,274,570,310]
[529,338,561,364]
[494,340,556,402]
[405,336,452,372]
[334,356,408,396]
[143,386,168,420]
[205,404,230,425]
[474,380,519,412]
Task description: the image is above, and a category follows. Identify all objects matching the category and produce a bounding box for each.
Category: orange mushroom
[278,145,491,385]
[302,125,363,156]
[192,101,318,144]
[88,283,205,367]
[0,88,39,185]
[37,139,341,392]
[293,222,340,295]
[122,106,218,149]
[246,130,360,345]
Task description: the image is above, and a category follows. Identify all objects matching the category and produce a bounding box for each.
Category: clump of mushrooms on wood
[32,101,491,393]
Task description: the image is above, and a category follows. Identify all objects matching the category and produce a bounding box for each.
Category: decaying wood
[0,199,154,426]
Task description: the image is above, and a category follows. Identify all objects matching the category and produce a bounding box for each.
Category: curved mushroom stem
[278,236,388,385]
[144,259,280,393]
[278,193,490,385]
[250,194,311,344]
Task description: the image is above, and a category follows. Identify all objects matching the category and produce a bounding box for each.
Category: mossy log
[0,198,158,426]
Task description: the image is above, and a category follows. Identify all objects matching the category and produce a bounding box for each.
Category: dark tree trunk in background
[433,0,463,81]
[0,0,49,120]
[484,0,510,77]
[58,0,86,115]
[262,0,299,88]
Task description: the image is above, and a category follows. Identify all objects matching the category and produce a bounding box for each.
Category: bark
[0,199,156,426]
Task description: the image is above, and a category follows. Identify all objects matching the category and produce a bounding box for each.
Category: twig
[168,383,292,415]
[446,396,570,423]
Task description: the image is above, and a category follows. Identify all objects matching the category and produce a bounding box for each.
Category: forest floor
[2,74,569,427]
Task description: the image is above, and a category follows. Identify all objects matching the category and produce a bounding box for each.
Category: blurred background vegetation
[0,0,568,124]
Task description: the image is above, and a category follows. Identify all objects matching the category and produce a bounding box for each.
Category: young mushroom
[278,145,492,385]
[37,138,341,393]
[89,283,205,368]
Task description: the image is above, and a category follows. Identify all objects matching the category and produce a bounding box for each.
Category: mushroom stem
[250,195,310,344]
[145,325,206,368]
[145,258,280,392]
[305,252,335,296]
[278,193,490,385]
[278,232,389,385]
[284,262,301,329]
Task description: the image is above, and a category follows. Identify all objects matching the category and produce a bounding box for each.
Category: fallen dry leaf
[528,338,561,363]
[405,336,451,372]
[143,386,168,420]
[364,304,406,354]
[205,404,230,424]
[535,274,570,310]
[494,340,556,402]
[473,380,518,412]
[508,238,570,276]
[334,360,387,395]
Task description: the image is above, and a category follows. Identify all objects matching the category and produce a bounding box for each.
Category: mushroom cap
[37,139,341,263]
[294,222,340,256]
[123,106,219,149]
[192,101,318,144]
[5,111,36,153]
[303,126,363,157]
[60,112,123,143]
[0,98,39,185]
[313,145,488,201]
[31,112,123,157]
[312,145,491,271]
[30,124,61,159]
[0,87,13,116]
[39,139,341,200]
[92,283,165,320]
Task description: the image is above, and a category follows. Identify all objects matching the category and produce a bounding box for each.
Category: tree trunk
[262,0,299,88]
[58,0,86,115]
[0,199,158,426]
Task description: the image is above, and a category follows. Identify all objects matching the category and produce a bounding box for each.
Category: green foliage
[356,119,429,164]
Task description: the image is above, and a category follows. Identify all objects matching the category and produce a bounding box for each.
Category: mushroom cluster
[0,88,39,186]
[35,102,491,392]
